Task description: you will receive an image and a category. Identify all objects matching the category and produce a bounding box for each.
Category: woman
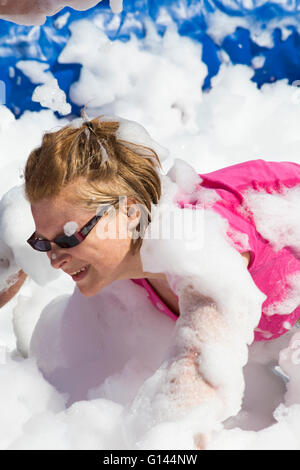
[23,115,300,446]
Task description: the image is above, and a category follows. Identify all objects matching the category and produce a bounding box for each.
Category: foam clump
[63,221,79,236]
[115,116,170,164]
[16,62,71,115]
[16,61,51,85]
[0,354,66,449]
[242,185,300,258]
[264,272,300,317]
[33,78,71,116]
[0,186,59,287]
[0,352,123,450]
[58,20,206,141]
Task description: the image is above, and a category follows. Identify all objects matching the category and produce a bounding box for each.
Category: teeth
[70,266,88,276]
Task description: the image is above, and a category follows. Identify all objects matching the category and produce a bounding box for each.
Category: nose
[47,248,72,270]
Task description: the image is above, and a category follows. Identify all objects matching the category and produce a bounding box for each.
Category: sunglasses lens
[55,235,80,249]
[28,239,51,252]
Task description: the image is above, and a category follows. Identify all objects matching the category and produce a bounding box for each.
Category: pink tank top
[131,159,300,342]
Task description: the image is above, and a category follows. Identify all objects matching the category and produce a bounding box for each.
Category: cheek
[94,240,132,271]
[96,241,126,264]
[71,233,101,257]
[70,240,110,268]
[97,213,130,243]
[73,223,132,266]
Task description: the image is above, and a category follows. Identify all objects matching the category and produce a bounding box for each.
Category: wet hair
[24,116,162,254]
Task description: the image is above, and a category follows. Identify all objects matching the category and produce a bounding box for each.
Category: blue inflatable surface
[1,0,300,117]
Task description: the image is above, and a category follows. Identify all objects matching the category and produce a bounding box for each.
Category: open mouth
[70,264,90,281]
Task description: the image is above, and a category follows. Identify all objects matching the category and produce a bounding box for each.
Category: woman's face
[30,181,142,297]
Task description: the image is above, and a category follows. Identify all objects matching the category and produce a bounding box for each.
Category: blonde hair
[24,116,162,254]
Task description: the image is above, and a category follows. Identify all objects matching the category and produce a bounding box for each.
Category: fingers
[194,431,212,450]
[164,355,217,413]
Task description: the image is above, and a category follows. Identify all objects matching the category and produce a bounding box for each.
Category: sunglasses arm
[73,232,85,242]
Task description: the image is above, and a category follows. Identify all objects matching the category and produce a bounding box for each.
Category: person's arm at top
[0,269,27,308]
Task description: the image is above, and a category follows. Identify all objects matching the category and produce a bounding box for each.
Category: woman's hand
[161,350,217,413]
[0,269,27,308]
[165,351,220,450]
[122,348,221,450]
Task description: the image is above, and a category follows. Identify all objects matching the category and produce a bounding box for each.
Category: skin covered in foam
[121,162,267,447]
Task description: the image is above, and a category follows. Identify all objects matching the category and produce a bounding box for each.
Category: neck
[123,247,167,281]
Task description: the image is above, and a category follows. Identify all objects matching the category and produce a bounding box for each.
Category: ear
[126,197,141,230]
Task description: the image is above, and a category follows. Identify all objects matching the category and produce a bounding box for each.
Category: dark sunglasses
[27,204,113,252]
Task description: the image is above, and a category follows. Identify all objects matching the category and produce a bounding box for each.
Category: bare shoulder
[240,251,251,268]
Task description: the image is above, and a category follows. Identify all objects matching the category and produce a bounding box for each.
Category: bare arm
[155,287,228,419]
[124,279,256,449]
[124,248,262,448]
[0,270,27,308]
[170,276,254,393]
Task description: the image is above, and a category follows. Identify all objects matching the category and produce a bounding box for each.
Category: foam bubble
[63,222,79,237]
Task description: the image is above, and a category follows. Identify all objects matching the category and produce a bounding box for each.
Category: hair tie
[82,120,108,166]
[85,121,95,134]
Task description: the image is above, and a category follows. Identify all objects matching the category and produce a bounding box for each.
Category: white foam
[32,78,71,116]
[63,221,79,237]
[242,185,300,257]
[16,61,50,85]
[16,61,71,115]
[0,186,59,287]
[0,15,300,450]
